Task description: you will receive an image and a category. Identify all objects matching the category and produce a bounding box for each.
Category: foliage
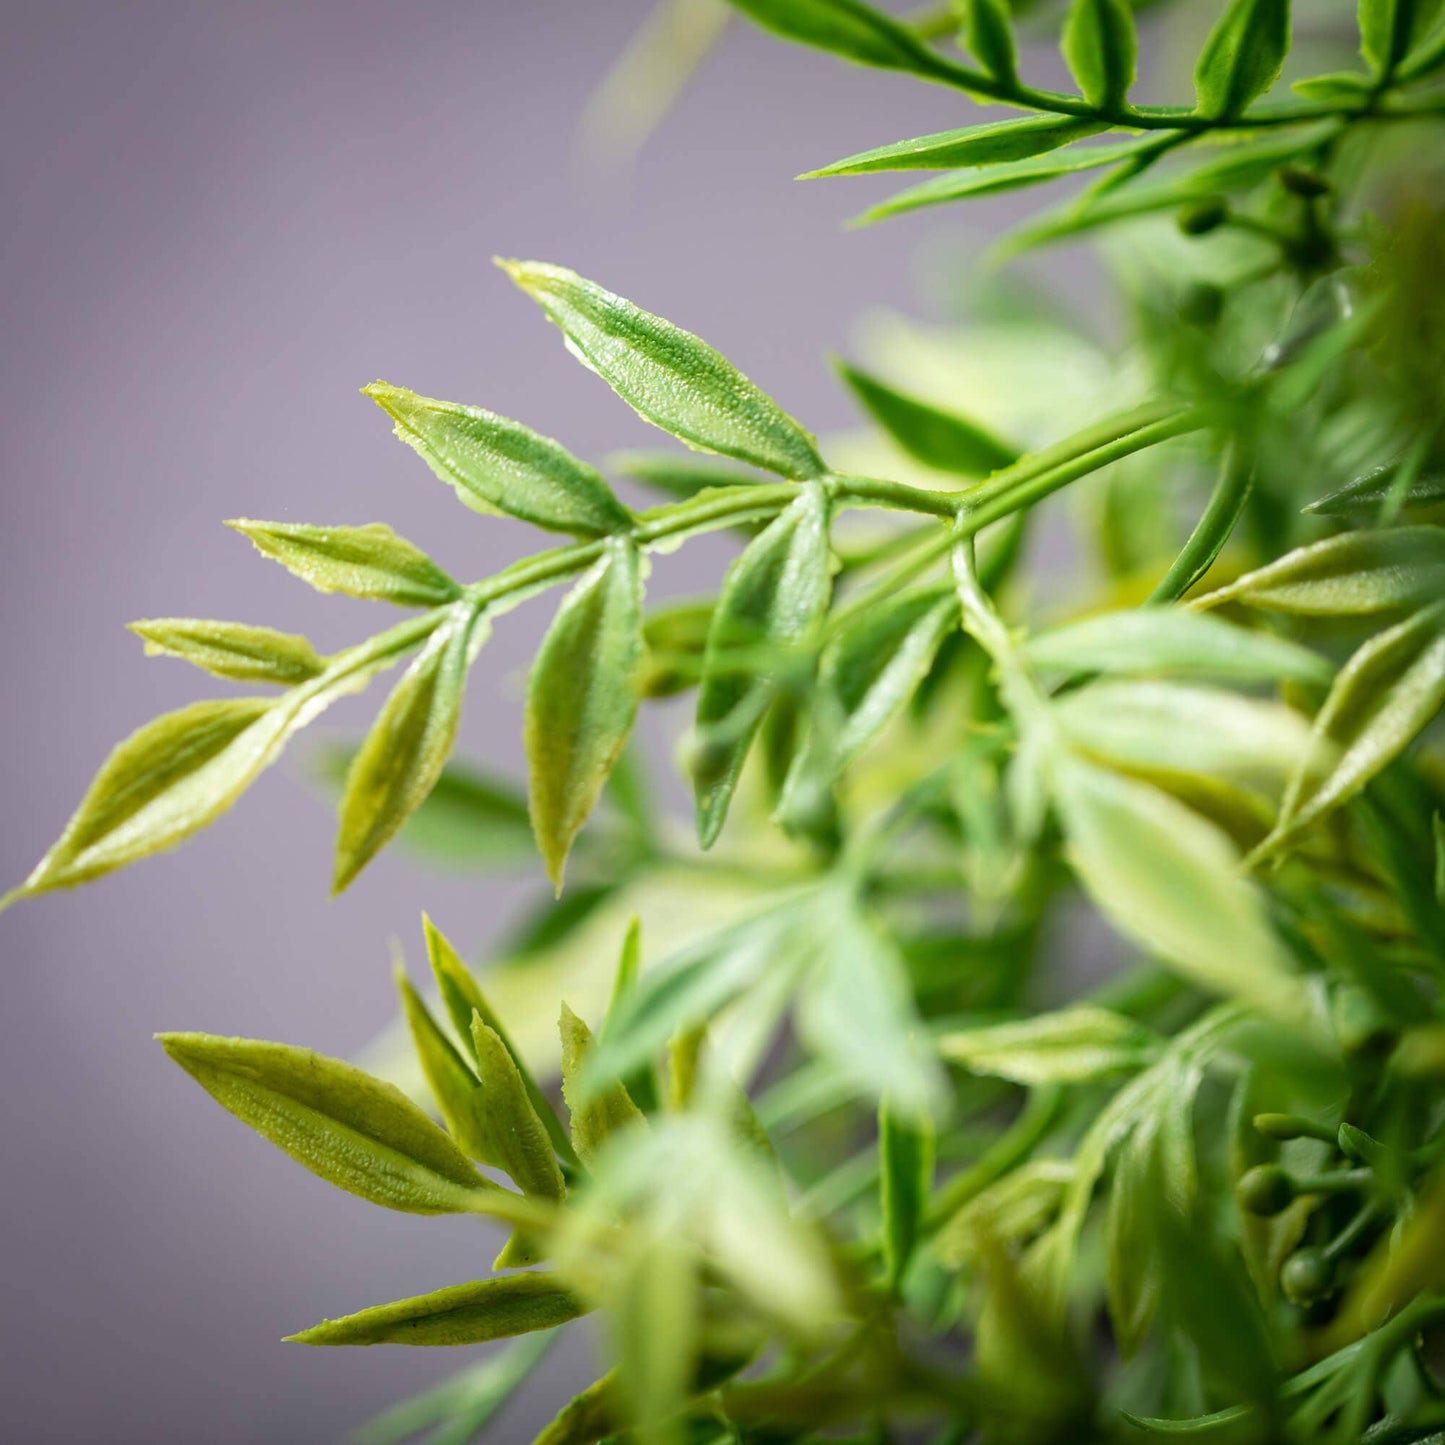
[11,0,1445,1441]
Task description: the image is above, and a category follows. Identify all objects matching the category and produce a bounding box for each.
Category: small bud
[1180,281,1224,327]
[1280,1247,1334,1305]
[1254,1112,1322,1142]
[1279,165,1331,199]
[1238,1164,1295,1216]
[1178,198,1229,236]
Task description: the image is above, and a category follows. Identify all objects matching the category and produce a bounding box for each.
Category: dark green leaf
[1062,0,1138,111]
[129,618,325,685]
[723,0,959,80]
[365,382,631,538]
[526,539,645,891]
[879,1098,933,1289]
[228,519,461,606]
[559,1002,645,1166]
[961,0,1018,83]
[1304,462,1445,520]
[499,260,825,480]
[803,115,1107,178]
[1193,0,1292,118]
[286,1272,583,1347]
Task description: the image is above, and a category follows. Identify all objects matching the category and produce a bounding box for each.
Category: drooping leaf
[559,1003,646,1167]
[694,487,833,846]
[1022,608,1331,684]
[526,539,645,890]
[156,1033,523,1219]
[1358,0,1445,72]
[939,1006,1158,1084]
[1193,0,1293,118]
[334,606,485,893]
[365,382,631,537]
[1062,0,1137,111]
[835,360,1017,475]
[803,116,1106,179]
[961,0,1019,83]
[722,0,961,80]
[879,1098,933,1289]
[498,260,825,480]
[1192,527,1445,616]
[128,618,326,685]
[469,1016,568,1205]
[227,519,461,606]
[286,1272,583,1347]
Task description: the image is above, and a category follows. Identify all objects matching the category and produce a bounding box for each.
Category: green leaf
[526,539,645,891]
[961,0,1018,83]
[559,1003,646,1167]
[531,1375,615,1445]
[227,519,460,606]
[129,618,325,685]
[1021,608,1332,685]
[1304,463,1445,520]
[1358,0,1445,72]
[723,0,959,79]
[334,607,484,893]
[286,1272,583,1347]
[608,450,766,502]
[835,360,1017,475]
[1062,0,1138,111]
[855,138,1156,225]
[1290,69,1377,101]
[1052,757,1309,1022]
[498,259,824,480]
[940,1006,1157,1084]
[156,1033,519,1218]
[365,382,631,538]
[1193,0,1292,118]
[1265,601,1445,852]
[803,115,1107,179]
[609,1239,697,1445]
[879,1097,933,1289]
[1192,527,1445,616]
[694,487,833,846]
[1105,1120,1162,1356]
[469,1015,568,1205]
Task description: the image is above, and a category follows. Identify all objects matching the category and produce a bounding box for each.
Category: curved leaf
[129,619,325,685]
[804,115,1106,178]
[560,1003,646,1168]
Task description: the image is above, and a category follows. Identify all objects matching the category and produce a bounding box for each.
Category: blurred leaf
[129,618,325,685]
[1062,0,1137,111]
[499,259,824,479]
[1358,0,1445,73]
[227,519,460,606]
[286,1273,583,1347]
[1304,462,1445,521]
[804,115,1104,178]
[560,1002,646,1167]
[531,1374,615,1445]
[961,0,1019,83]
[939,1006,1158,1084]
[1193,0,1292,118]
[366,382,631,537]
[1104,1118,1161,1356]
[879,1097,934,1290]
[609,450,765,502]
[526,540,645,890]
[609,1238,697,1445]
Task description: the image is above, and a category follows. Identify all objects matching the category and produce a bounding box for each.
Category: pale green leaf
[609,1239,696,1445]
[1193,0,1292,118]
[559,1003,645,1168]
[962,0,1018,83]
[939,1006,1157,1084]
[1105,1120,1162,1356]
[227,519,460,606]
[469,1015,568,1204]
[286,1272,583,1347]
[526,539,645,890]
[803,116,1105,179]
[129,618,325,685]
[498,259,824,480]
[365,381,631,537]
[1062,0,1138,111]
[879,1098,933,1289]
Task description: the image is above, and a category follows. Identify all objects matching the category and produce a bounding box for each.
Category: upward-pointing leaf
[803,116,1107,179]
[469,1016,567,1206]
[1359,0,1445,72]
[365,382,631,538]
[1062,0,1138,111]
[498,260,825,481]
[526,539,645,891]
[962,0,1019,84]
[333,606,484,893]
[129,619,326,685]
[559,1003,645,1168]
[723,0,959,79]
[1193,0,1292,118]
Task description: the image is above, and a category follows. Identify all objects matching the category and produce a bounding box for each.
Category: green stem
[1148,442,1254,602]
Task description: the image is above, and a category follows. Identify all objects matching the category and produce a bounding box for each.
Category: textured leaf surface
[939,1006,1157,1084]
[1193,0,1293,117]
[470,1016,568,1204]
[129,619,325,685]
[559,1003,645,1168]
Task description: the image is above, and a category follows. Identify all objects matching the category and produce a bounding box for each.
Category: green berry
[1178,198,1228,236]
[1279,165,1331,199]
[1238,1164,1295,1216]
[1280,1247,1334,1305]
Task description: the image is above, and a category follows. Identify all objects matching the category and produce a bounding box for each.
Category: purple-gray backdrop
[0,3,1062,1439]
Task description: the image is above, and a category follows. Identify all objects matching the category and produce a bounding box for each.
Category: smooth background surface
[0,3,1097,1439]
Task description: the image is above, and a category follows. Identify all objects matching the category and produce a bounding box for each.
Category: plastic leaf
[1022,608,1331,684]
[526,539,645,891]
[1358,0,1445,72]
[365,382,631,538]
[129,618,325,685]
[1062,0,1137,111]
[156,1033,516,1218]
[227,519,461,606]
[286,1272,583,1347]
[939,1006,1157,1084]
[879,1098,933,1289]
[559,1003,645,1167]
[694,488,833,846]
[961,0,1018,83]
[498,259,824,480]
[835,360,1017,475]
[469,1016,568,1204]
[1192,526,1445,616]
[1193,0,1292,118]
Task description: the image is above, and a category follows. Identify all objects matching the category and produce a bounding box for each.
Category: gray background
[0,3,1091,1440]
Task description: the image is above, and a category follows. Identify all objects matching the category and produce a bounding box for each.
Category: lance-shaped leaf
[1359,0,1445,72]
[365,382,630,537]
[560,1003,645,1168]
[1193,0,1292,118]
[609,1238,697,1445]
[962,0,1019,82]
[1192,526,1445,616]
[836,361,1017,475]
[333,607,484,893]
[129,618,325,685]
[526,539,645,890]
[470,1015,567,1204]
[879,1099,933,1290]
[804,115,1106,179]
[939,1006,1157,1084]
[287,1272,584,1347]
[1022,608,1331,684]
[1062,0,1137,110]
[498,260,824,480]
[1053,756,1310,1023]
[156,1033,521,1218]
[1305,462,1445,520]
[724,0,960,79]
[608,450,765,502]
[1265,601,1445,852]
[694,488,833,847]
[1105,1118,1163,1356]
[228,519,460,606]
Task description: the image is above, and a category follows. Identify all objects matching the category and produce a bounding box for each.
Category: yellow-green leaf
[470,1015,567,1204]
[560,1003,645,1168]
[939,1006,1157,1084]
[129,618,325,685]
